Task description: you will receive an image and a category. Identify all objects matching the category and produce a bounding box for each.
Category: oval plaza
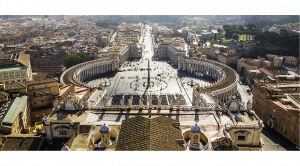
[44,23,264,151]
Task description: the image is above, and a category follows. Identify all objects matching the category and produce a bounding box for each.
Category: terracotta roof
[0,136,45,151]
[4,82,27,90]
[0,91,9,98]
[115,116,185,151]
[17,54,30,68]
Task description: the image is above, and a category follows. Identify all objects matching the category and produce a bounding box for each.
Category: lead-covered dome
[191,124,201,133]
[100,124,111,133]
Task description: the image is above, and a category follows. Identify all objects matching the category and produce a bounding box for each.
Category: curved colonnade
[178,56,238,105]
[60,57,120,88]
[61,55,238,108]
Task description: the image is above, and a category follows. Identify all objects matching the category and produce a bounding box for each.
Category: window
[282,119,285,124]
[238,136,245,141]
[288,114,291,118]
[32,87,34,89]
[193,135,198,145]
[59,130,68,136]
[291,125,294,131]
[286,122,289,127]
[296,129,299,134]
[293,117,295,121]
[277,115,280,120]
[102,135,107,144]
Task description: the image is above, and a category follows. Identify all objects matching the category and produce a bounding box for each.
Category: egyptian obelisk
[147,59,150,86]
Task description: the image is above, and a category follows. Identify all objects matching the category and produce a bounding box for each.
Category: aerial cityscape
[0,15,299,151]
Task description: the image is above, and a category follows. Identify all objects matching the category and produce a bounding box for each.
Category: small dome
[61,145,70,151]
[100,124,110,133]
[191,124,201,133]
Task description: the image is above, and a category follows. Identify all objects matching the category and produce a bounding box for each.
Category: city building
[252,84,300,146]
[26,78,59,109]
[217,47,240,65]
[0,54,32,84]
[153,37,186,65]
[285,56,298,66]
[0,96,30,134]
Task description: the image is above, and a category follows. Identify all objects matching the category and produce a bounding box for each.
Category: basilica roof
[115,116,185,151]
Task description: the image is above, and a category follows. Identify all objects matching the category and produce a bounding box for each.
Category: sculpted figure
[158,97,162,108]
[139,98,143,108]
[128,97,133,107]
[195,99,200,109]
[120,97,124,108]
[103,96,108,107]
[148,96,152,108]
[176,97,181,109]
[169,98,173,108]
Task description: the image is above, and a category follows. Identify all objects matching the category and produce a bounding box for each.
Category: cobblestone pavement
[261,123,297,151]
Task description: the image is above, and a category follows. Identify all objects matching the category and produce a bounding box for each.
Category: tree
[238,25,245,31]
[181,21,188,27]
[177,20,181,26]
[217,29,222,33]
[246,24,256,31]
[63,52,88,68]
[279,29,288,36]
[232,33,239,40]
[187,22,193,29]
[264,26,270,31]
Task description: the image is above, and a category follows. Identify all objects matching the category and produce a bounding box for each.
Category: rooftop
[0,66,23,73]
[2,96,28,124]
[115,116,185,151]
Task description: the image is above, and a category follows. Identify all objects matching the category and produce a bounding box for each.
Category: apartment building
[0,54,32,84]
[26,78,59,109]
[252,84,300,146]
[154,37,186,65]
[0,96,30,134]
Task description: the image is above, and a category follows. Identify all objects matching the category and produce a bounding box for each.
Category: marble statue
[169,98,173,108]
[176,97,181,109]
[128,97,133,108]
[195,99,200,109]
[158,97,162,108]
[148,96,152,108]
[139,98,143,108]
[120,97,124,108]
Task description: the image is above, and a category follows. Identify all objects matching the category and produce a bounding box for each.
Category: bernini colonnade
[178,56,238,104]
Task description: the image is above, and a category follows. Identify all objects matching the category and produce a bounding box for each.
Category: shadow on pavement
[262,123,297,151]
